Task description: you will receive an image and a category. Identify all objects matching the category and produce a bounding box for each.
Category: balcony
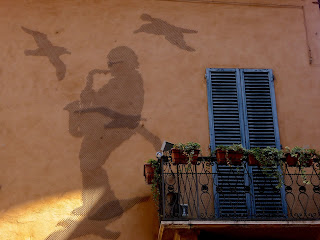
[157,156,320,240]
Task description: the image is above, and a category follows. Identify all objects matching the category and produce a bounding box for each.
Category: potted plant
[284,146,320,184]
[146,159,162,216]
[144,159,156,184]
[171,142,201,165]
[215,145,228,164]
[247,147,284,188]
[247,148,262,166]
[249,147,283,166]
[215,144,244,165]
[226,144,245,165]
[284,146,298,167]
[285,146,318,167]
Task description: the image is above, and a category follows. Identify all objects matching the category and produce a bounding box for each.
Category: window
[206,68,287,219]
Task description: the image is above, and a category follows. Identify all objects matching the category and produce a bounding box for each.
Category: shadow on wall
[46,46,161,239]
[134,14,198,52]
[21,26,71,81]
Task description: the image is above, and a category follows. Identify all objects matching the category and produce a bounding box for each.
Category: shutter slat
[207,68,286,220]
[243,70,276,148]
[241,69,285,219]
[251,166,284,219]
[209,70,242,147]
[216,166,249,218]
[207,69,248,219]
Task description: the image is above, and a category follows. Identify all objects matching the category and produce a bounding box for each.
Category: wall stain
[21,26,71,81]
[134,14,198,52]
[46,46,161,240]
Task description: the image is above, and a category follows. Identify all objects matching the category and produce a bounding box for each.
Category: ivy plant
[247,147,284,188]
[285,146,319,184]
[147,159,162,216]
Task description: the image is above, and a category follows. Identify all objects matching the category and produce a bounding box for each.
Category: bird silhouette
[134,14,197,52]
[45,196,149,240]
[21,26,71,80]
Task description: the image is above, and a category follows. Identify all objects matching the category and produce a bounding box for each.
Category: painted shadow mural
[134,14,198,52]
[46,46,161,239]
[19,13,199,239]
[21,26,71,81]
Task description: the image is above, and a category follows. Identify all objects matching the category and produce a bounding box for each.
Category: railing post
[161,157,166,221]
[194,162,200,219]
[177,163,181,218]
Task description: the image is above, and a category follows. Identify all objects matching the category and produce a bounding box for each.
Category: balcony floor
[158,220,320,240]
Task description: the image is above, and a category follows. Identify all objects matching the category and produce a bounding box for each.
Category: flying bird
[134,14,198,52]
[21,26,71,80]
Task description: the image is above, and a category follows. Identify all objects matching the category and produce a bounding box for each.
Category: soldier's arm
[80,69,109,105]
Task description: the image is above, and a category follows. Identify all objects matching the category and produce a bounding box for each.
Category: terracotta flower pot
[227,150,243,165]
[302,158,313,167]
[286,154,313,167]
[307,159,313,167]
[286,154,298,167]
[216,150,243,165]
[248,154,260,166]
[171,149,199,164]
[144,163,154,184]
[216,149,227,165]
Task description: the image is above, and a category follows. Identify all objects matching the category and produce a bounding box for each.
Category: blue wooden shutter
[240,69,280,149]
[207,68,287,219]
[213,165,251,219]
[240,69,287,219]
[250,167,286,219]
[206,68,250,219]
[206,68,245,149]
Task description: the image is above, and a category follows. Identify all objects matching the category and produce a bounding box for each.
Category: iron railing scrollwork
[159,156,320,221]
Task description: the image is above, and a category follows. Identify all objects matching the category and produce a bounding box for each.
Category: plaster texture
[0,0,319,239]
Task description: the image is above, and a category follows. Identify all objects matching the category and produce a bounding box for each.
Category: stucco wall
[0,0,319,239]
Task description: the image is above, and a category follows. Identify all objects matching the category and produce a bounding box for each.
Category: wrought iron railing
[160,156,320,221]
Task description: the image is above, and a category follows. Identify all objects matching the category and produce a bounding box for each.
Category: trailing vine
[285,146,319,184]
[247,147,284,188]
[147,159,162,216]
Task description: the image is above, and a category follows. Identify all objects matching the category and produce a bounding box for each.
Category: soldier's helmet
[107,46,139,71]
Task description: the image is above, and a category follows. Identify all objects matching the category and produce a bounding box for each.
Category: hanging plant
[247,147,284,188]
[146,159,161,209]
[284,146,319,184]
[144,162,155,185]
[247,147,262,166]
[290,147,317,167]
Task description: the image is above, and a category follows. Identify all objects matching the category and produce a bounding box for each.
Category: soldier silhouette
[51,46,161,239]
[21,26,71,80]
[62,45,160,220]
[134,14,197,52]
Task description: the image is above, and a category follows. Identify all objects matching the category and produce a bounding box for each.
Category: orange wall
[0,0,320,239]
